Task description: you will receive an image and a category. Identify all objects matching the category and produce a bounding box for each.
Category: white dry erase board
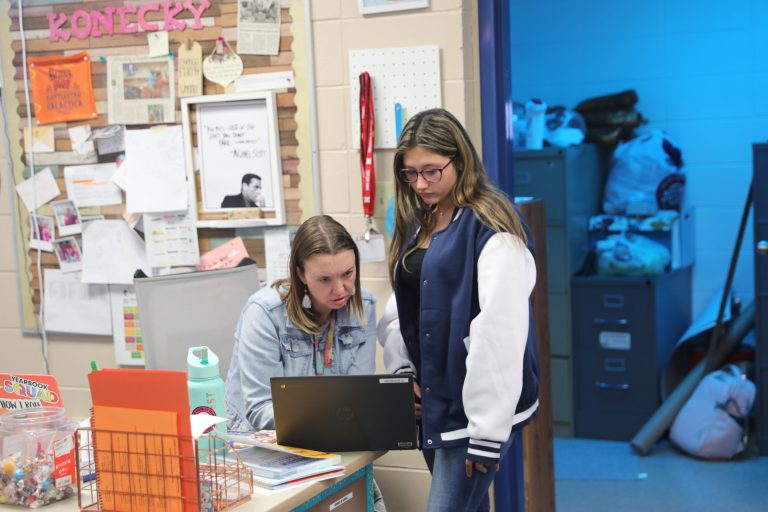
[181,91,286,228]
[349,45,441,149]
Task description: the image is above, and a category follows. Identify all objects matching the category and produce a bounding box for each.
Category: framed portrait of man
[181,91,286,228]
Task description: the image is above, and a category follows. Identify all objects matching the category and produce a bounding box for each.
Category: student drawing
[29,214,55,252]
[53,237,83,273]
[378,108,539,511]
[224,215,386,510]
[51,199,82,236]
[220,173,266,208]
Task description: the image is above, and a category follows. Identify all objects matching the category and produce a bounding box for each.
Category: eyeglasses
[398,156,455,183]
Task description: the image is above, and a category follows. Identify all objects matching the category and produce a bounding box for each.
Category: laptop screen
[271,375,417,452]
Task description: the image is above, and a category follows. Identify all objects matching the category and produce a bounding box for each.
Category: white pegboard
[349,45,441,149]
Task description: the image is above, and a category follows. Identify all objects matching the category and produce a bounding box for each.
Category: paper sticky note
[15,167,61,212]
[148,31,170,57]
[68,125,96,156]
[23,126,55,153]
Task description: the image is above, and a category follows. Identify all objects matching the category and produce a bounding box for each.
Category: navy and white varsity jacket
[377,208,539,464]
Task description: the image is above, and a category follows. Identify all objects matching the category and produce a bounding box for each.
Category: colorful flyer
[109,285,145,366]
[0,374,64,414]
[27,51,97,125]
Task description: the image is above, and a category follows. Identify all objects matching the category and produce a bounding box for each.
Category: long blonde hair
[274,215,364,334]
[388,108,527,285]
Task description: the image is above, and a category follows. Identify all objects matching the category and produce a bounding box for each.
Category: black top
[397,248,426,378]
[221,193,251,208]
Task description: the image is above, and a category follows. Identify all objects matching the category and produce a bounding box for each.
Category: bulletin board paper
[109,285,145,366]
[43,269,112,336]
[349,45,442,149]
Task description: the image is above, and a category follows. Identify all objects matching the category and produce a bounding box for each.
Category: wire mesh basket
[75,428,252,512]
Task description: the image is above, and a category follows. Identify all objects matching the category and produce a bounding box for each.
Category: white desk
[1,451,383,512]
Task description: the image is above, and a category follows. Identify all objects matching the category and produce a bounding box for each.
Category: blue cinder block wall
[510,0,761,316]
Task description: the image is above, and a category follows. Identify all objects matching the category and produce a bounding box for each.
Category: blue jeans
[422,432,516,512]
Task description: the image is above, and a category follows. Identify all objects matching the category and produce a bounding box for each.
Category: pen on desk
[90,360,100,372]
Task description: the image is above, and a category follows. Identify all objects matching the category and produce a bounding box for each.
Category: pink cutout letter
[116,5,138,34]
[70,10,92,40]
[184,0,211,30]
[138,3,160,31]
[90,7,116,37]
[161,2,186,31]
[47,12,70,42]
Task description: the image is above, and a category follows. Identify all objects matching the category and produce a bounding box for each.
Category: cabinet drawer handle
[602,294,624,308]
[594,381,630,391]
[593,318,628,326]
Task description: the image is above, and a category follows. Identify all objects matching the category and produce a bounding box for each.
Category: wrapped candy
[0,408,77,508]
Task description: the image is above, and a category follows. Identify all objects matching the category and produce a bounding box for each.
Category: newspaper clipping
[237,0,281,55]
[107,56,176,125]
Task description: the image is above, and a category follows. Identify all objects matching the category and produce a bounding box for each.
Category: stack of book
[228,430,344,491]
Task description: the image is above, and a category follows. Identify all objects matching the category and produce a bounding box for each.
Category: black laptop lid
[271,375,417,452]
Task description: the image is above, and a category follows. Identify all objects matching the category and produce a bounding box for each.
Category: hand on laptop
[414,382,422,420]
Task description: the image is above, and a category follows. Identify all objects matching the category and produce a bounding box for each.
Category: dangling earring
[301,286,312,309]
[351,286,356,296]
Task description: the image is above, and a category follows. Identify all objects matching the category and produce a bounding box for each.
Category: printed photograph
[122,62,171,100]
[51,199,83,236]
[239,0,280,24]
[29,214,55,252]
[52,237,83,273]
[219,173,268,209]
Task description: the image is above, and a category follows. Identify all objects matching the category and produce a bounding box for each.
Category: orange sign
[0,373,64,414]
[27,51,97,125]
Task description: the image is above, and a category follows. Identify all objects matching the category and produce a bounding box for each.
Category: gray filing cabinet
[571,267,692,441]
[513,144,608,436]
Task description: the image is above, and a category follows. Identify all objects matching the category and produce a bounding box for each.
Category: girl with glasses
[378,108,539,511]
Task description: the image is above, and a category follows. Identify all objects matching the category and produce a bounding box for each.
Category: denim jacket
[225,286,377,432]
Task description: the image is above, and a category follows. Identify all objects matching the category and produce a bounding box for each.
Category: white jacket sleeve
[463,232,536,458]
[376,293,417,376]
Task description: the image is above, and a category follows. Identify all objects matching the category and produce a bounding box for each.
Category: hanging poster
[237,0,281,55]
[107,55,175,125]
[181,92,286,228]
[27,51,97,125]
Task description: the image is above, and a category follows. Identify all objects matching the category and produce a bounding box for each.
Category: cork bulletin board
[0,0,313,331]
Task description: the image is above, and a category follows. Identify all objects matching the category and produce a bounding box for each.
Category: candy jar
[0,408,77,508]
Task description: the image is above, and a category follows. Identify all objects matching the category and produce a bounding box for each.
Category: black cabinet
[753,144,768,454]
[571,267,692,441]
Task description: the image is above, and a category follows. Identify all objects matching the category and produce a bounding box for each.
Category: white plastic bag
[603,129,685,214]
[670,365,755,459]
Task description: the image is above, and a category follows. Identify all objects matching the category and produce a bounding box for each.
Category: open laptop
[271,375,417,452]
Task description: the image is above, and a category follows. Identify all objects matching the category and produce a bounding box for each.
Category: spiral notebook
[88,369,198,512]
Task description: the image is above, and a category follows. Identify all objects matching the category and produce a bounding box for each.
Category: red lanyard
[359,72,376,220]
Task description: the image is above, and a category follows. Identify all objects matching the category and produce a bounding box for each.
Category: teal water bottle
[187,346,226,461]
